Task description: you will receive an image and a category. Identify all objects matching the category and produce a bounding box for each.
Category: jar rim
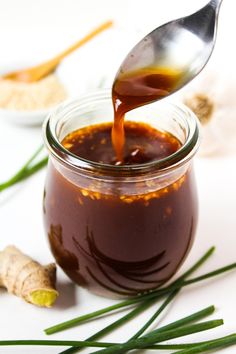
[43,89,200,177]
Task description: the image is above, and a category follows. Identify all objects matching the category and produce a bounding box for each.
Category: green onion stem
[59,303,214,354]
[128,247,216,341]
[127,247,216,340]
[0,145,48,192]
[49,247,215,348]
[61,248,208,354]
[0,340,110,348]
[58,299,156,354]
[60,291,180,354]
[2,333,236,353]
[109,305,215,354]
[13,144,44,175]
[129,289,179,340]
[90,319,224,354]
[146,334,236,350]
[171,333,236,353]
[0,319,223,350]
[56,235,215,354]
[175,247,215,281]
[147,306,215,333]
[57,247,215,354]
[17,156,48,181]
[45,254,236,336]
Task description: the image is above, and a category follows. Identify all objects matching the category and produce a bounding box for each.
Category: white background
[0,0,236,353]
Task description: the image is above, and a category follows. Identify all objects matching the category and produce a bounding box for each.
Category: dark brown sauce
[43,65,198,297]
[112,67,181,162]
[44,122,198,297]
[62,121,181,165]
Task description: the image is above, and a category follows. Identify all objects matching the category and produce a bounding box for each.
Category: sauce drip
[112,67,181,162]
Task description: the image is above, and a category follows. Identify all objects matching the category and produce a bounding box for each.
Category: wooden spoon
[2,21,113,83]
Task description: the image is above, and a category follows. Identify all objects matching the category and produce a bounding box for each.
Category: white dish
[0,106,54,126]
[0,61,68,126]
[0,27,141,126]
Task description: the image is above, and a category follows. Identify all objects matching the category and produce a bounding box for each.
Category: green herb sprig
[60,247,215,354]
[45,252,236,335]
[2,322,236,354]
[51,247,236,354]
[0,318,225,349]
[0,145,48,193]
[1,247,236,353]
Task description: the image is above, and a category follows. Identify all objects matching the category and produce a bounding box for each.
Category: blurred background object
[0,3,236,352]
[0,0,235,152]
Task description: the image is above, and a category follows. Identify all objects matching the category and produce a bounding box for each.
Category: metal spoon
[114,0,223,96]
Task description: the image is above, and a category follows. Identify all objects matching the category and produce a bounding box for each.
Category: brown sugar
[0,74,67,111]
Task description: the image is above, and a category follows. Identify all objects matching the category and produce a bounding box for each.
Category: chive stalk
[0,145,48,192]
[89,319,224,354]
[171,333,236,353]
[58,299,156,354]
[147,334,236,350]
[1,333,236,353]
[45,257,236,335]
[129,289,180,340]
[0,319,223,350]
[0,339,110,348]
[48,246,215,342]
[57,247,215,354]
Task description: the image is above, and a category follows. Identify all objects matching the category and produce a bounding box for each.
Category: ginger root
[0,246,58,307]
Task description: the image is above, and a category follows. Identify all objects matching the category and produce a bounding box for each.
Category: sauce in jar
[44,118,198,296]
[62,121,181,165]
[43,62,199,298]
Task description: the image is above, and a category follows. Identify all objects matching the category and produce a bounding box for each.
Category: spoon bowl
[114,0,223,98]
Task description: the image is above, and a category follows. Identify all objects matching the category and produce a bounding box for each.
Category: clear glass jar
[43,89,200,298]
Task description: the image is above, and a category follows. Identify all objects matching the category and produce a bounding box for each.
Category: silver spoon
[114,0,223,95]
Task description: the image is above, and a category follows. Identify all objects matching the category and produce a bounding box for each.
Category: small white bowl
[0,60,70,126]
[0,106,55,126]
[0,27,141,126]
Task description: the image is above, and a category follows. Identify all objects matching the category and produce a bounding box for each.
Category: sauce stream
[112,67,182,162]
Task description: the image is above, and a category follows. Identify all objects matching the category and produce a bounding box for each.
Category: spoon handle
[182,0,223,41]
[210,0,224,11]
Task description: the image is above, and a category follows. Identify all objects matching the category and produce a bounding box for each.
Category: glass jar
[43,90,200,298]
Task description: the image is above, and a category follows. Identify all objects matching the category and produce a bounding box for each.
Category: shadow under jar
[43,90,200,298]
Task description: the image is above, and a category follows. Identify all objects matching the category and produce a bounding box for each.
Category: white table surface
[0,0,236,353]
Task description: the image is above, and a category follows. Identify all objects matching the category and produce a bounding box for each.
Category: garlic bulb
[177,67,236,156]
